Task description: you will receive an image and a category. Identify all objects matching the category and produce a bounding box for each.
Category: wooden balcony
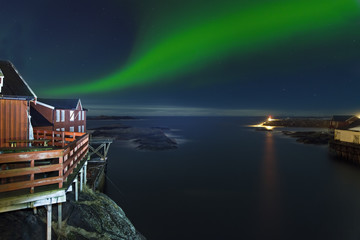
[0,130,89,196]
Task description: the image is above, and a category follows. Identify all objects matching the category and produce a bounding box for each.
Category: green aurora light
[46,0,360,96]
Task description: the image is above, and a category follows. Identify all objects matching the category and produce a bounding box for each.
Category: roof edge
[36,101,55,109]
[8,61,37,99]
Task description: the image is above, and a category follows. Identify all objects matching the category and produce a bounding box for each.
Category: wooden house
[31,98,86,133]
[329,115,358,129]
[0,60,90,239]
[0,60,37,147]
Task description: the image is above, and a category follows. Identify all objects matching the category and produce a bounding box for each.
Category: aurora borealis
[46,0,359,96]
[1,0,360,115]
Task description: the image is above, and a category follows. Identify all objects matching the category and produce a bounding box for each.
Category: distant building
[345,119,360,132]
[31,98,87,133]
[329,115,358,129]
[0,60,37,147]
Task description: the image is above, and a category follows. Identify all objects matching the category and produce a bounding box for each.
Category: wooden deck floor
[0,156,87,213]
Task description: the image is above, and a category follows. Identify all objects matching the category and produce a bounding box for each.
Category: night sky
[2,0,360,116]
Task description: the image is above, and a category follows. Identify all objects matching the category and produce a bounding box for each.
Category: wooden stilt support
[74,178,78,201]
[80,168,83,192]
[88,139,113,161]
[58,203,62,230]
[84,161,87,186]
[45,203,52,240]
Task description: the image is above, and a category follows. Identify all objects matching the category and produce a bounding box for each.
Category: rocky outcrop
[90,124,177,150]
[0,209,53,240]
[0,188,145,240]
[282,131,333,145]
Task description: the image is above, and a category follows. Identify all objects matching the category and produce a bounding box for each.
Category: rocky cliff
[0,188,145,240]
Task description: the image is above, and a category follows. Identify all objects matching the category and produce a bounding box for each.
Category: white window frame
[56,110,60,122]
[61,110,65,122]
[78,126,81,132]
[69,126,74,132]
[78,111,81,121]
[70,110,74,122]
[82,125,84,133]
[82,111,85,121]
[61,128,65,132]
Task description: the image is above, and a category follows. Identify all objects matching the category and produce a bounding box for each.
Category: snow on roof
[0,60,36,100]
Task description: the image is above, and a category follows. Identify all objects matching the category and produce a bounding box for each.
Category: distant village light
[268,116,273,122]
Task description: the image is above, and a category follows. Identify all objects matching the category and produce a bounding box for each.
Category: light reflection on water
[88,117,360,240]
[259,131,282,238]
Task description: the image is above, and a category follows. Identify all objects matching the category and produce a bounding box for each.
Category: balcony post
[45,202,52,240]
[30,159,34,193]
[79,168,83,192]
[74,178,78,201]
[84,161,87,186]
[58,203,62,230]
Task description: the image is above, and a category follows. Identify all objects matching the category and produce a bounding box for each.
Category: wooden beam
[0,176,63,193]
[0,164,62,178]
[0,149,63,164]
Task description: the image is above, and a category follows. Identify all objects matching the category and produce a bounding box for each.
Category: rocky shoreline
[0,188,145,240]
[282,131,333,145]
[256,117,333,145]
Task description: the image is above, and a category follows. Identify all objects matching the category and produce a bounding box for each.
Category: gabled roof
[346,119,360,129]
[37,98,82,110]
[0,60,36,100]
[331,115,355,122]
[30,106,52,127]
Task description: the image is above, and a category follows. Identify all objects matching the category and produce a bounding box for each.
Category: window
[82,125,85,133]
[70,110,74,121]
[82,111,85,121]
[78,126,81,132]
[56,110,60,122]
[56,128,60,131]
[61,128,65,132]
[78,111,81,121]
[70,126,74,132]
[61,110,65,122]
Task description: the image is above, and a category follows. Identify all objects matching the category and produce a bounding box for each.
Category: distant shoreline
[87,115,137,120]
[255,117,333,145]
[263,117,331,128]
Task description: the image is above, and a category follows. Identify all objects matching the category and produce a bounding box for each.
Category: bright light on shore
[268,116,273,121]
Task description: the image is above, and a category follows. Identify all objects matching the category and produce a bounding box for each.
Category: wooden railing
[0,133,89,194]
[34,129,85,148]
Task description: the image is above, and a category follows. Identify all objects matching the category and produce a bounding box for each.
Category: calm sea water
[88,117,360,240]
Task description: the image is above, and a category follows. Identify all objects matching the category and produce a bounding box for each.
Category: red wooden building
[0,60,90,239]
[31,98,86,133]
[0,60,37,147]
